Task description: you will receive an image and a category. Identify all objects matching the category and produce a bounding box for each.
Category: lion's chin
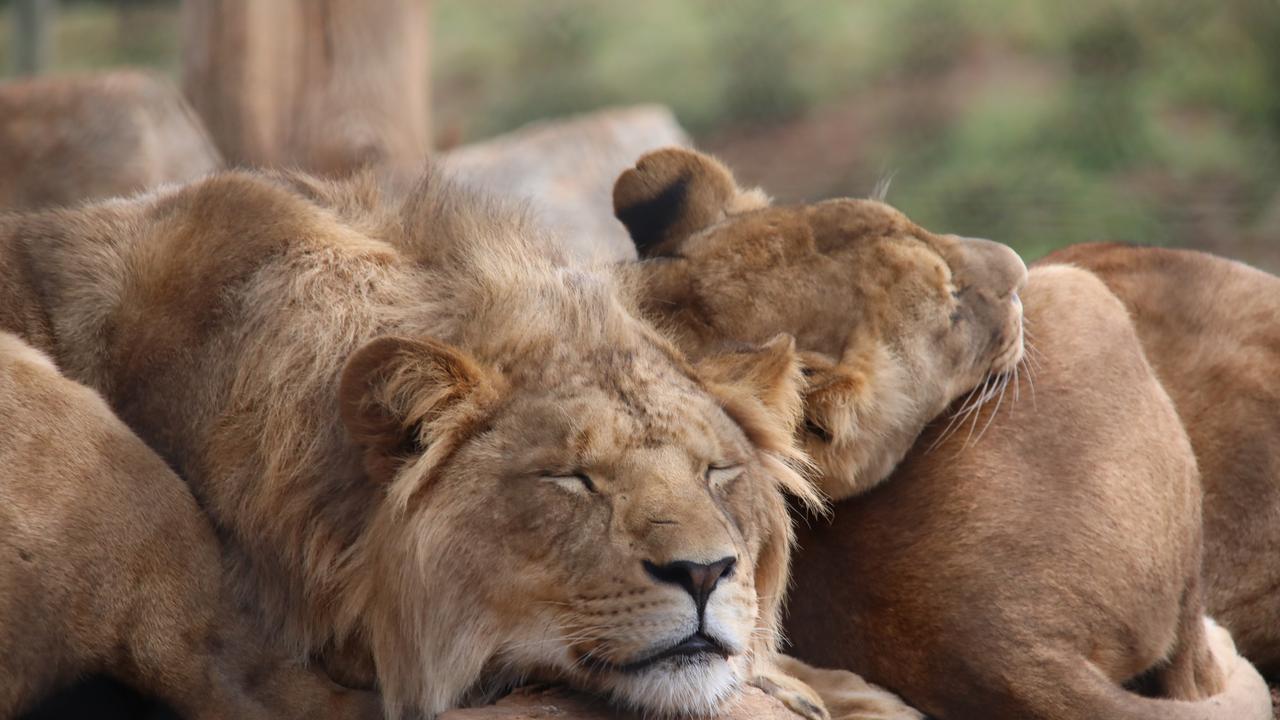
[601,656,742,718]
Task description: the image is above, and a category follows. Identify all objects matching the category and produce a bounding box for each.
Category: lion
[0,71,222,211]
[1,167,843,719]
[782,265,1272,719]
[0,331,378,719]
[612,148,1027,501]
[1041,242,1280,674]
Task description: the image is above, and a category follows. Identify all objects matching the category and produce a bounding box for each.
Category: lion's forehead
[499,359,737,466]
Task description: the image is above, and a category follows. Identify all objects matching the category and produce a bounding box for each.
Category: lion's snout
[643,555,737,614]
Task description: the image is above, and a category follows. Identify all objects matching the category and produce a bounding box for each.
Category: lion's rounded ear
[700,335,826,514]
[339,335,500,483]
[697,334,804,438]
[613,147,770,258]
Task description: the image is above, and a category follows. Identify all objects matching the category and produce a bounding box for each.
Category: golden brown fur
[0,331,377,719]
[613,148,1027,500]
[1,168,820,719]
[0,71,221,210]
[1041,243,1280,674]
[783,265,1272,720]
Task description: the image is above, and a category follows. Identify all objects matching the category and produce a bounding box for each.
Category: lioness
[0,71,221,210]
[607,149,1270,718]
[783,266,1271,720]
[1042,243,1280,673]
[613,148,1027,500]
[0,332,377,719]
[1,169,823,719]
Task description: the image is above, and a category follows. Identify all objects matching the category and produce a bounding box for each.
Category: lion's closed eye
[541,472,598,494]
[706,464,744,489]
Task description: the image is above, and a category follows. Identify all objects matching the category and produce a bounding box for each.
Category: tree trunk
[181,0,431,178]
[12,0,55,76]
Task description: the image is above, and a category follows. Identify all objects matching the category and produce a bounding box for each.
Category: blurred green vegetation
[1,0,1277,264]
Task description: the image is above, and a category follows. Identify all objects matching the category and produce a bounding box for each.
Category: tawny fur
[0,332,378,720]
[784,266,1271,720]
[0,168,819,719]
[613,148,1027,501]
[0,71,221,210]
[1042,243,1280,674]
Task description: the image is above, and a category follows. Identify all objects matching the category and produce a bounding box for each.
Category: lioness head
[336,260,817,716]
[613,148,1027,499]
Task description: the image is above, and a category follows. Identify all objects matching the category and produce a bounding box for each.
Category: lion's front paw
[763,655,925,720]
[752,670,831,720]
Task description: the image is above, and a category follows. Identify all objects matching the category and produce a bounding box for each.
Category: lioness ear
[613,147,770,258]
[697,334,804,440]
[339,335,500,483]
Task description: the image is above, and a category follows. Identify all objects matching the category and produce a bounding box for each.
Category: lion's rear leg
[0,552,84,717]
[114,561,273,720]
[1146,583,1227,701]
[121,578,380,720]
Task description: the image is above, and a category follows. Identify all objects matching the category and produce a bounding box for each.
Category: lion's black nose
[644,556,737,613]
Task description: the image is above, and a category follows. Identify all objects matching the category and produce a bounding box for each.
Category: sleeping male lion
[0,332,377,720]
[1043,243,1280,674]
[609,148,1271,719]
[1,167,857,719]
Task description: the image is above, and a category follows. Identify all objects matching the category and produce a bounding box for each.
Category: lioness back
[1041,242,1280,672]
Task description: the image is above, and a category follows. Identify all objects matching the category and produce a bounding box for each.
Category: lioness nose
[954,236,1028,298]
[644,556,737,612]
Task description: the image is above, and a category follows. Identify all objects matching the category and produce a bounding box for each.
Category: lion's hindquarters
[0,333,373,720]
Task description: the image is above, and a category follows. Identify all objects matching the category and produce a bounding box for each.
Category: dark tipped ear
[339,335,500,483]
[697,334,804,436]
[613,147,770,258]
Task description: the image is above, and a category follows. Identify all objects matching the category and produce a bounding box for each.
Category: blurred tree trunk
[181,0,431,178]
[12,0,56,76]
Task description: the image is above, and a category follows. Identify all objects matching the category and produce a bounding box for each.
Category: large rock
[442,105,689,262]
[0,71,222,210]
[440,685,796,720]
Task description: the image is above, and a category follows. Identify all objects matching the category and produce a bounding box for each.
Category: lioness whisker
[927,379,987,453]
[1012,362,1021,404]
[960,374,1000,449]
[934,377,989,455]
[946,375,998,447]
[1022,340,1041,409]
[969,372,1011,449]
